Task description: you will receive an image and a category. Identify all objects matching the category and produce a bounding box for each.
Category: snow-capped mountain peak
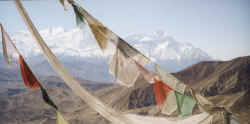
[0,27,212,82]
[126,30,211,62]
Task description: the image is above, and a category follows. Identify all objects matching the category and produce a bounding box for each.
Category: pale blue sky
[0,0,249,60]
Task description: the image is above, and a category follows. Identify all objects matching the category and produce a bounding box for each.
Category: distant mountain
[0,28,213,82]
[126,30,212,71]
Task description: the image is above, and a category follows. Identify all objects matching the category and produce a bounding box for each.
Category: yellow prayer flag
[57,112,69,124]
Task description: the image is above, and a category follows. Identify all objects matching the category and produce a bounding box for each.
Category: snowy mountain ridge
[9,27,211,61]
[0,27,212,82]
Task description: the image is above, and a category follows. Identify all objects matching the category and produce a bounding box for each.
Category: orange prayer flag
[154,79,173,106]
[19,55,41,89]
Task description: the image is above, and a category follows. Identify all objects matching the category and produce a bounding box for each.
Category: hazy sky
[0,0,249,60]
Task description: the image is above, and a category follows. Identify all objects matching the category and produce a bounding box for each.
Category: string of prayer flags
[12,0,207,123]
[20,55,66,123]
[1,23,69,124]
[71,3,141,87]
[14,0,131,123]
[135,62,196,116]
[154,64,186,94]
[135,62,177,115]
[69,2,150,87]
[68,1,199,120]
[19,55,57,109]
[0,24,20,66]
[153,81,196,117]
[20,56,66,123]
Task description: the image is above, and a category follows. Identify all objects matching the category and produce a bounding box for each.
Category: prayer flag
[161,90,178,115]
[19,55,41,89]
[41,87,58,110]
[72,4,86,28]
[175,91,196,117]
[108,44,149,87]
[1,24,20,66]
[109,48,148,87]
[154,79,173,106]
[57,111,69,124]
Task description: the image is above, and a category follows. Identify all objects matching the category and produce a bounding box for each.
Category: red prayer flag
[154,79,173,106]
[19,55,41,89]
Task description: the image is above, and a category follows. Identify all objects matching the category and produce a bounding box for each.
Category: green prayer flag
[175,91,196,117]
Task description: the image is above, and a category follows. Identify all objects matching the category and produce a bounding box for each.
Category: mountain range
[0,28,212,82]
[0,56,249,124]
